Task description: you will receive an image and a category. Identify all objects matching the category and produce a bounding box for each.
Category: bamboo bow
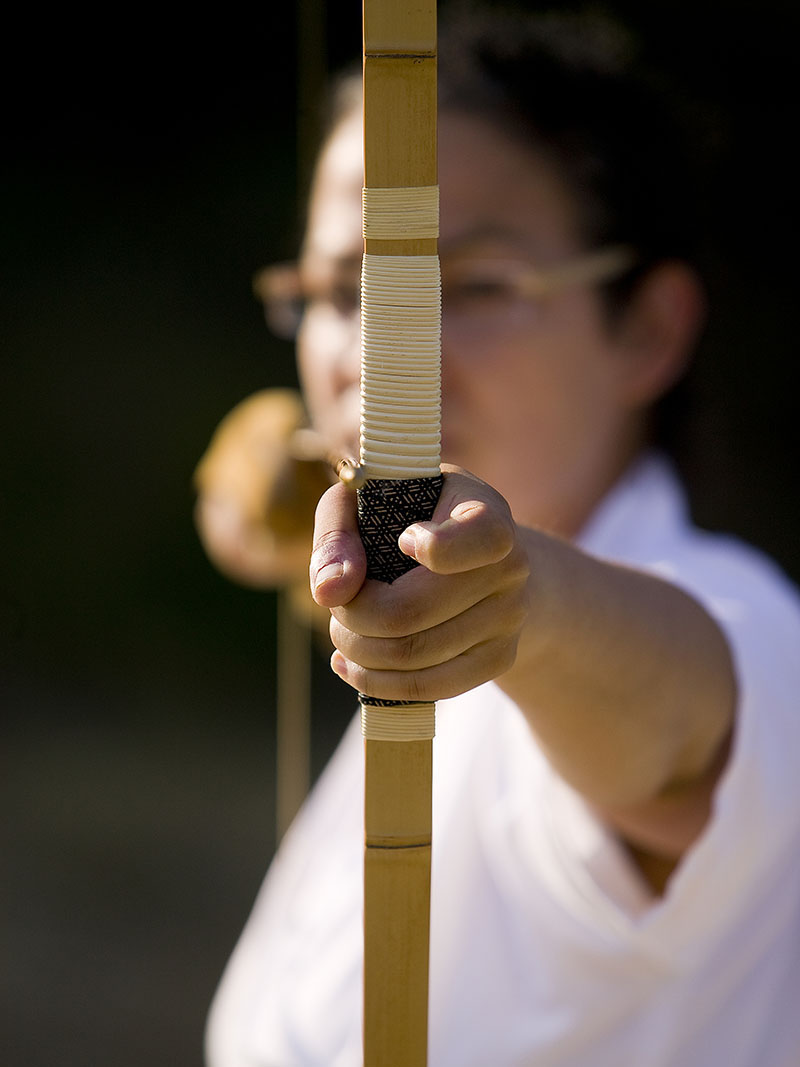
[354,2,441,1064]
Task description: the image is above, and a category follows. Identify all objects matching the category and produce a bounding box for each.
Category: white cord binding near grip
[362,185,439,240]
[359,254,441,480]
[361,701,436,741]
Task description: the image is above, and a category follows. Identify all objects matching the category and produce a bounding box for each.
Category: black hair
[322,7,706,304]
[433,4,715,454]
[436,5,707,312]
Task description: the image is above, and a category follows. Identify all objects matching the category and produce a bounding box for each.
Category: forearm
[312,469,737,859]
[499,528,736,823]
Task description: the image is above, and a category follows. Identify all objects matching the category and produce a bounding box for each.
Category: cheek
[296,325,363,460]
[296,341,320,397]
[442,315,617,456]
[443,324,551,420]
[296,318,340,386]
[440,339,539,473]
[543,296,622,398]
[296,335,335,425]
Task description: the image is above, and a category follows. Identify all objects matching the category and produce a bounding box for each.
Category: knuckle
[383,632,419,668]
[346,663,369,692]
[496,518,518,560]
[379,597,418,638]
[374,629,431,670]
[403,672,432,704]
[476,507,517,565]
[360,668,430,704]
[328,615,352,655]
[486,496,517,553]
[311,526,344,558]
[503,588,529,633]
[494,636,519,675]
[473,632,518,680]
[509,541,531,581]
[401,627,435,667]
[495,543,530,595]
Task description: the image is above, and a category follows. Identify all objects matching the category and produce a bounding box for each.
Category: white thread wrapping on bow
[362,186,440,240]
[361,702,436,741]
[359,254,441,480]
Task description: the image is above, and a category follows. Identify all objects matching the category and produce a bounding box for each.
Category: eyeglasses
[253,245,637,341]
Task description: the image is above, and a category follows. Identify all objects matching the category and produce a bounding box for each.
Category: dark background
[1,2,797,1064]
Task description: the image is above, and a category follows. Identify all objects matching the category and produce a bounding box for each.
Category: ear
[613,261,706,407]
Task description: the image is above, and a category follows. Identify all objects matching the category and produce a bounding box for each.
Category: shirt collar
[575,450,690,563]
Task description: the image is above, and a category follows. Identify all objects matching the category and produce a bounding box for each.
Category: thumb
[310,481,367,606]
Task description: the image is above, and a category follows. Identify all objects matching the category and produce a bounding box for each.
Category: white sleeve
[526,533,800,968]
[205,713,364,1067]
[631,538,800,965]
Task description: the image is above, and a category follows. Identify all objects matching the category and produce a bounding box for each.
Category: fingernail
[398,526,418,556]
[330,651,348,679]
[312,561,344,591]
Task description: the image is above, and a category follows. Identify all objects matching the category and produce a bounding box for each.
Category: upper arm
[596,727,734,892]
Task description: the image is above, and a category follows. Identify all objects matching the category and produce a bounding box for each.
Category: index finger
[398,466,517,574]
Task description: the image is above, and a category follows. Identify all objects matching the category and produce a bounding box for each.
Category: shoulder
[582,451,800,651]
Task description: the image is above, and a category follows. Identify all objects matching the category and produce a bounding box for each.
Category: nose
[300,307,361,393]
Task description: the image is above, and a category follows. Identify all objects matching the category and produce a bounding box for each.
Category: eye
[328,279,361,317]
[442,266,518,311]
[302,274,361,321]
[254,263,305,340]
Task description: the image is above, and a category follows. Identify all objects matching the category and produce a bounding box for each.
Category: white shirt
[206,454,800,1067]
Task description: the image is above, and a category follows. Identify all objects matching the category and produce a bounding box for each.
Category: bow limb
[357,3,441,1065]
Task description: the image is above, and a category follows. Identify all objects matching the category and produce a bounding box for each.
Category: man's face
[297,109,641,536]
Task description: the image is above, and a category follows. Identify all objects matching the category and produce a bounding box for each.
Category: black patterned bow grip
[356,474,444,584]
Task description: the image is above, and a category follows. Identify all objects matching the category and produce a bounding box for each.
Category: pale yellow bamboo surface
[361,3,438,1065]
[364,739,433,1065]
